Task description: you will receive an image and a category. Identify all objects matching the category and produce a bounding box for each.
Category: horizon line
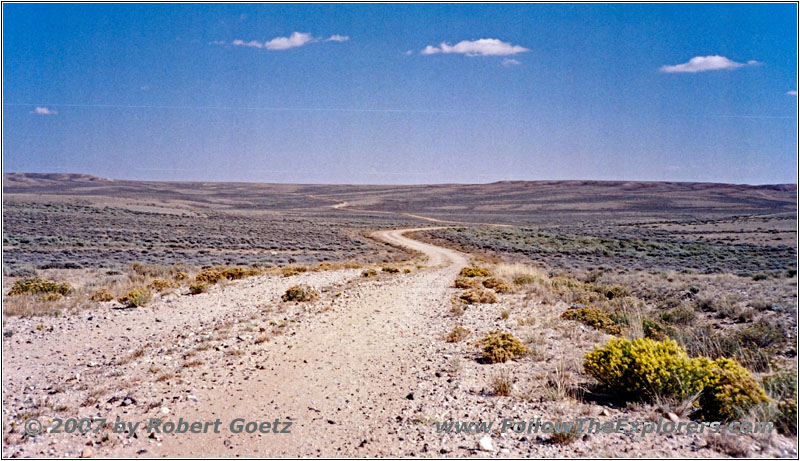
[3,171,797,188]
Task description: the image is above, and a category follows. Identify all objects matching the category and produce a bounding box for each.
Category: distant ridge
[4,172,797,190]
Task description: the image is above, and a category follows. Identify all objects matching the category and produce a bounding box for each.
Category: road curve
[372,227,468,268]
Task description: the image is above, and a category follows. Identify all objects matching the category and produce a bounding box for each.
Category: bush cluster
[9,278,73,297]
[118,289,152,308]
[189,281,208,295]
[148,278,179,292]
[195,266,262,285]
[454,277,481,289]
[561,307,623,335]
[482,277,513,293]
[584,337,769,420]
[459,266,491,278]
[477,331,530,363]
[459,289,498,305]
[90,289,114,302]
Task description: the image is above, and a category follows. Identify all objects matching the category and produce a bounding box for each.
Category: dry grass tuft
[490,369,513,396]
[445,325,470,342]
[281,284,319,302]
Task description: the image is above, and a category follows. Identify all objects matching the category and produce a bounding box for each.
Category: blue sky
[3,3,797,184]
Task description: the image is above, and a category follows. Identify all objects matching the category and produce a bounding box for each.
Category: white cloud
[31,106,56,115]
[225,32,347,51]
[264,32,314,50]
[232,39,263,49]
[421,38,529,57]
[788,90,798,96]
[659,55,758,73]
[502,58,521,67]
[404,50,414,56]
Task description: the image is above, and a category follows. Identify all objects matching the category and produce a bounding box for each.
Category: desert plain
[1,173,797,457]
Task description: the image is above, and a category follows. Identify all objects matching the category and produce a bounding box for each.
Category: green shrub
[512,274,539,285]
[9,278,73,296]
[735,319,785,349]
[459,289,498,304]
[561,307,623,335]
[118,289,152,308]
[660,307,696,325]
[459,266,490,278]
[584,338,769,420]
[482,277,513,293]
[762,369,797,401]
[477,331,529,363]
[281,284,318,302]
[189,281,208,295]
[642,319,665,340]
[777,400,798,434]
[761,370,797,434]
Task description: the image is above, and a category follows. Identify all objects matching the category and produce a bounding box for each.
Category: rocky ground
[2,229,797,458]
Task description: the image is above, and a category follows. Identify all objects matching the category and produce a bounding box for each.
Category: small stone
[405,392,414,400]
[80,448,93,458]
[600,408,610,417]
[479,435,494,452]
[500,448,510,454]
[160,407,170,415]
[667,412,680,424]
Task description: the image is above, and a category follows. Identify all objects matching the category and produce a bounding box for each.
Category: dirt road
[105,227,469,457]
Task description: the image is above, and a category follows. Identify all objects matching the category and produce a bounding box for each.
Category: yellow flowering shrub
[698,357,769,420]
[195,268,223,284]
[477,331,529,363]
[584,338,769,420]
[118,289,151,308]
[9,278,73,296]
[482,277,513,293]
[459,266,490,278]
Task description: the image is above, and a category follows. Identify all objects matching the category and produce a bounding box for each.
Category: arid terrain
[2,173,797,458]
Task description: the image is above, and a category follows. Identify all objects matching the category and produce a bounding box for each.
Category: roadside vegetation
[440,259,797,442]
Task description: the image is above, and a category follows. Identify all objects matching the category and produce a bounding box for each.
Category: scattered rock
[478,435,494,452]
[80,448,93,458]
